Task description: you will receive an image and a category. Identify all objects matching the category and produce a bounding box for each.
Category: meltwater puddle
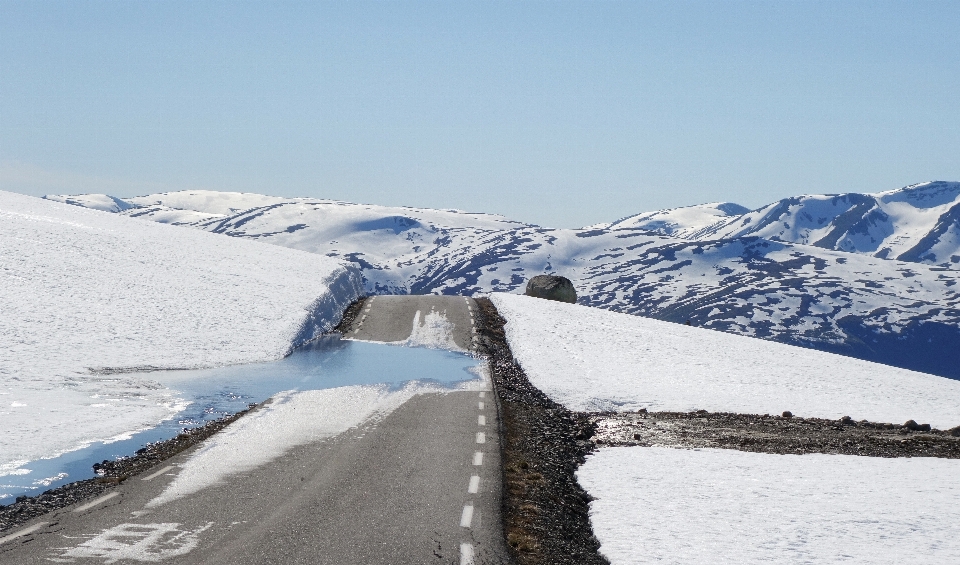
[1,336,483,503]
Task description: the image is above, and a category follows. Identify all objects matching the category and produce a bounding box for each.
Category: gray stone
[903,419,920,431]
[782,411,793,418]
[525,275,578,304]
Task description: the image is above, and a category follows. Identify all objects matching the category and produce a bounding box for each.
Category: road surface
[0,295,508,564]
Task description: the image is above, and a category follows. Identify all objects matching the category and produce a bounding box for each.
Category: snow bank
[490,293,960,428]
[0,191,362,470]
[578,447,960,564]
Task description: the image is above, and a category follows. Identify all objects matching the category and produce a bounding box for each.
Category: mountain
[587,202,750,236]
[608,181,960,266]
[45,187,960,380]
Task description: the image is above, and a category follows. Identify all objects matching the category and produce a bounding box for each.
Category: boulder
[525,275,578,304]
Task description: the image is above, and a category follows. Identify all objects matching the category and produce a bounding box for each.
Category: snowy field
[0,191,362,478]
[490,293,960,429]
[578,447,960,564]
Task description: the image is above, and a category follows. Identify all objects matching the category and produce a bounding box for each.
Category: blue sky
[1,1,958,227]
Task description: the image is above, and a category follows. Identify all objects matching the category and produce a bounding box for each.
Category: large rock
[525,275,578,303]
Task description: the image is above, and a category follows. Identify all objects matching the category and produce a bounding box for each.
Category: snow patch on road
[403,309,465,351]
[147,381,477,507]
[578,447,960,564]
[490,293,960,428]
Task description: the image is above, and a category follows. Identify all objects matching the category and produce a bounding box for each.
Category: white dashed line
[473,451,483,465]
[459,503,474,527]
[476,432,485,444]
[0,522,47,545]
[141,465,174,481]
[460,542,475,565]
[478,415,486,426]
[468,475,480,494]
[73,492,119,513]
[478,401,485,410]
[478,391,485,398]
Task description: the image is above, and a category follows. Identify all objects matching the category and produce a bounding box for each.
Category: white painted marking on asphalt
[73,491,119,513]
[478,401,485,410]
[476,432,485,444]
[473,451,483,465]
[478,415,486,426]
[478,391,485,398]
[468,475,480,494]
[353,328,360,334]
[141,465,174,481]
[460,503,474,528]
[0,522,47,545]
[460,543,475,565]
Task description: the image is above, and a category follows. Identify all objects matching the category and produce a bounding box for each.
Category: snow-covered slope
[47,188,960,379]
[579,447,960,565]
[589,201,750,236]
[678,181,960,265]
[0,191,362,470]
[490,293,960,427]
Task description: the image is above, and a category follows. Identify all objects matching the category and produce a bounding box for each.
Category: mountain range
[46,181,960,380]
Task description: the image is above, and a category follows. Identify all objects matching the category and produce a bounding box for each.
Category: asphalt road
[0,295,508,564]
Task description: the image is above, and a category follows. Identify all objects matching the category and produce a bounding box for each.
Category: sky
[1,1,958,228]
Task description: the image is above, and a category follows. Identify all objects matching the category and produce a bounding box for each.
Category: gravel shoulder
[475,298,608,565]
[0,406,256,533]
[592,409,960,457]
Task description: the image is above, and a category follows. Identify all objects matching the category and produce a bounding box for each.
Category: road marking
[468,475,480,494]
[0,522,47,545]
[478,415,486,426]
[73,491,119,513]
[459,503,474,527]
[478,401,484,410]
[473,451,483,465]
[478,391,485,398]
[141,465,174,481]
[476,432,485,444]
[460,542,475,565]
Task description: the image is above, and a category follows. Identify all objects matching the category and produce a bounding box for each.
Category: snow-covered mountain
[588,202,750,236]
[46,187,960,380]
[608,181,960,266]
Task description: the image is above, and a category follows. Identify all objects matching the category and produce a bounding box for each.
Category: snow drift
[0,191,362,470]
[490,293,960,429]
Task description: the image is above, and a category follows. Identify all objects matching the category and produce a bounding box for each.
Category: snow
[49,188,960,379]
[596,202,750,236]
[490,293,960,428]
[0,191,362,474]
[148,379,487,507]
[578,447,960,565]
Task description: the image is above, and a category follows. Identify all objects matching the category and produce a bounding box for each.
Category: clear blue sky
[1,1,958,227]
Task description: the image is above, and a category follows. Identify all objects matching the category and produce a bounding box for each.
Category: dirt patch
[332,296,368,334]
[0,406,256,533]
[593,409,960,457]
[474,298,608,565]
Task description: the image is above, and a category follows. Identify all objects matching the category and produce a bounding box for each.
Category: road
[0,295,509,564]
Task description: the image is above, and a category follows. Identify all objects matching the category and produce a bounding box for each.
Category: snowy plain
[578,447,960,565]
[0,191,362,480]
[490,293,960,429]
